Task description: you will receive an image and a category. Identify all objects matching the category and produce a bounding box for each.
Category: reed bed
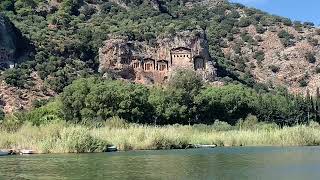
[1,122,320,153]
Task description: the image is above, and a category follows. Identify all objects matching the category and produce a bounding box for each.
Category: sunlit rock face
[99,30,216,84]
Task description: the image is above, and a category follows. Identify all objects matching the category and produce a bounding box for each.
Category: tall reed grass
[1,120,320,153]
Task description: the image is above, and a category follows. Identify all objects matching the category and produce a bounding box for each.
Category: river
[1,147,320,179]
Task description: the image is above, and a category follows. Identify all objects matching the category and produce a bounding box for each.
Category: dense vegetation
[59,70,320,126]
[1,70,318,129]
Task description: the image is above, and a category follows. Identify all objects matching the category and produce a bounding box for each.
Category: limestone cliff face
[0,14,28,68]
[99,30,216,84]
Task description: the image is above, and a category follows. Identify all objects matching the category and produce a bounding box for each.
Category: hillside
[220,11,320,96]
[0,13,54,114]
[1,0,320,113]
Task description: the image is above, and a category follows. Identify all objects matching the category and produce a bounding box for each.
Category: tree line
[59,70,318,126]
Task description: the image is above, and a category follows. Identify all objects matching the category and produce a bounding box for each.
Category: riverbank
[1,121,320,154]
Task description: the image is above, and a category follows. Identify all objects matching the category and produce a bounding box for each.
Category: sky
[230,0,320,25]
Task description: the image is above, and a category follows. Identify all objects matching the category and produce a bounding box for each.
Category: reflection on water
[1,147,320,180]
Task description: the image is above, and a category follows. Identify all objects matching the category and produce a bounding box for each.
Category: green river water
[1,147,320,180]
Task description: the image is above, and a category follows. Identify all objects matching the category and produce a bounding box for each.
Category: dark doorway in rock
[144,58,155,71]
[120,56,130,64]
[194,57,205,70]
[132,61,140,69]
[157,60,168,71]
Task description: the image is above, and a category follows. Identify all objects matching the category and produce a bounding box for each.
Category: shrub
[231,27,240,34]
[220,76,234,84]
[3,68,31,88]
[220,40,228,48]
[255,122,279,131]
[228,10,240,19]
[233,44,242,54]
[282,18,292,26]
[240,32,254,43]
[0,109,4,121]
[237,114,259,130]
[254,35,263,42]
[293,21,303,31]
[13,100,63,126]
[256,25,266,34]
[260,16,276,26]
[238,17,252,27]
[277,30,295,47]
[309,121,320,128]
[305,52,316,63]
[242,72,255,87]
[268,26,277,32]
[299,79,308,87]
[269,65,280,73]
[0,115,23,132]
[281,38,295,47]
[105,116,129,129]
[253,83,268,93]
[32,99,50,108]
[226,33,234,41]
[236,61,246,72]
[278,30,294,39]
[253,50,265,63]
[303,22,315,28]
[211,120,234,131]
[307,37,318,46]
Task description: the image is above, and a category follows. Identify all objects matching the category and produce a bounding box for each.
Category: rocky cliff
[0,14,29,68]
[99,30,216,84]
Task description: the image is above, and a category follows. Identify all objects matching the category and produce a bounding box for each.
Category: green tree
[148,87,188,124]
[168,69,203,124]
[195,85,256,125]
[61,78,151,123]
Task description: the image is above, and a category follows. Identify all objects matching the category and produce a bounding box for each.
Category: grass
[1,119,320,153]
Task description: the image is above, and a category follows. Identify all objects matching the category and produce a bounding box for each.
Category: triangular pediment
[171,47,191,53]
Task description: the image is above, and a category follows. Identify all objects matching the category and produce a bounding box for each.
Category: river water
[1,147,320,180]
